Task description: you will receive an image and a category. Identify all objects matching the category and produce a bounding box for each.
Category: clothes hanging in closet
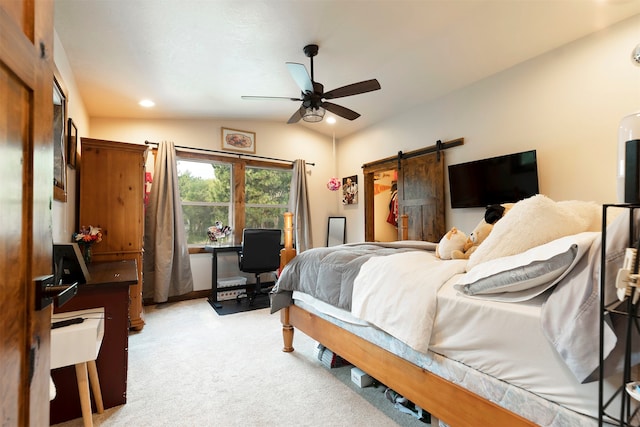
[387,187,398,227]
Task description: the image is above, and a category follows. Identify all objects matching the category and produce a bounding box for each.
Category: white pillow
[454,232,598,302]
[466,194,599,271]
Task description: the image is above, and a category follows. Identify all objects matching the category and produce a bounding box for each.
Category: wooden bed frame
[278,213,537,427]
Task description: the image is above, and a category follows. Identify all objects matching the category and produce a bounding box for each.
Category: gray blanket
[270,242,434,313]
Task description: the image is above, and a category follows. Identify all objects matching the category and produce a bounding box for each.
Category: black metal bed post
[622,290,635,424]
[599,204,640,426]
[621,207,637,424]
[599,204,608,426]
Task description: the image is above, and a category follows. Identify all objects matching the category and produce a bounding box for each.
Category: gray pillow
[454,232,597,302]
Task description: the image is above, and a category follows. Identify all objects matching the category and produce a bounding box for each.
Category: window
[245,166,291,229]
[177,160,231,245]
[176,152,292,245]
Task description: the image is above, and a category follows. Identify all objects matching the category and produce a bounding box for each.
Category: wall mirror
[53,74,67,202]
[327,216,346,246]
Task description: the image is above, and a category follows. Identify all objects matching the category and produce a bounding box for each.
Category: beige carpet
[53,298,429,426]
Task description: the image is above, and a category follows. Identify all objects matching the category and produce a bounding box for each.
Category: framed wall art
[53,74,67,202]
[221,127,256,154]
[342,175,358,205]
[67,117,78,169]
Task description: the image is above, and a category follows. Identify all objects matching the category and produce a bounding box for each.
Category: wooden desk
[204,244,243,309]
[50,260,138,425]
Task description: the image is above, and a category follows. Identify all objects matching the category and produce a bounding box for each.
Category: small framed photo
[67,117,78,169]
[221,127,256,154]
[342,175,358,205]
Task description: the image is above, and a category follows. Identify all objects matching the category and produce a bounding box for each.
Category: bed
[271,196,640,427]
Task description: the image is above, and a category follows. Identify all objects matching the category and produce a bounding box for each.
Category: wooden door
[364,152,445,243]
[0,0,55,425]
[399,152,445,242]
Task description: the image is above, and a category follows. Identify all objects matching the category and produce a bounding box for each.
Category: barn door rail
[362,137,464,170]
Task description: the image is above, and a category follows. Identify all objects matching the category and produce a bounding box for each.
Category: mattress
[292,286,620,426]
[433,275,610,418]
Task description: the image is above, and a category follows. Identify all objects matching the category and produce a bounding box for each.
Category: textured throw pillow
[454,232,597,302]
[466,194,598,271]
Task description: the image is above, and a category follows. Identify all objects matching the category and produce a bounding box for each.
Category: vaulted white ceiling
[54,0,640,138]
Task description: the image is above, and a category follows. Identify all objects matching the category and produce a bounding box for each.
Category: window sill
[188,246,208,255]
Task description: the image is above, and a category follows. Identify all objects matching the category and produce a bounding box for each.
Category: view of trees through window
[177,160,230,245]
[245,166,291,230]
[177,158,291,245]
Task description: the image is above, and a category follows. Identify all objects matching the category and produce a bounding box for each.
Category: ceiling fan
[241,44,381,124]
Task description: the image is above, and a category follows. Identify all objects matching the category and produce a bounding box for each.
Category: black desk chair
[237,228,282,305]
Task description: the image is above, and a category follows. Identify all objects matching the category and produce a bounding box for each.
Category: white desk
[51,308,105,427]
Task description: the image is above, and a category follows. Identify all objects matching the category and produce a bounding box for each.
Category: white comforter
[351,251,466,353]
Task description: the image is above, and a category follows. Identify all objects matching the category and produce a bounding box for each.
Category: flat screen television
[448,150,539,208]
[53,243,91,285]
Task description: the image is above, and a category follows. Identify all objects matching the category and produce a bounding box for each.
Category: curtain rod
[144,141,315,166]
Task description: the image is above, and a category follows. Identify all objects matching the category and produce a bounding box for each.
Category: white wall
[337,15,640,239]
[52,31,90,243]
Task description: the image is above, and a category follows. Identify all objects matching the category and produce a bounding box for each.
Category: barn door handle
[34,275,78,310]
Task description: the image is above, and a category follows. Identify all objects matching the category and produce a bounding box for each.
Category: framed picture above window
[221,127,256,154]
[67,118,78,169]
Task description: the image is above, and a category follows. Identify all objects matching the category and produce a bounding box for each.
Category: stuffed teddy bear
[450,203,513,260]
[450,220,493,260]
[435,227,468,260]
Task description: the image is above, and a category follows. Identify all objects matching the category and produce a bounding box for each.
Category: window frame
[174,149,292,249]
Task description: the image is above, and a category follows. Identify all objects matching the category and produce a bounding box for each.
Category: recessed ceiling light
[326,116,336,124]
[139,99,155,108]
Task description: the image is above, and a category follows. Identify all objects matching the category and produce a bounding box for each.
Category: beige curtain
[289,159,312,253]
[143,141,194,303]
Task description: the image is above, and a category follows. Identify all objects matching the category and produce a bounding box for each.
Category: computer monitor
[53,243,91,285]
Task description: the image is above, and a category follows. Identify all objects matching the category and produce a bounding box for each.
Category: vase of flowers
[207,221,232,246]
[72,225,103,264]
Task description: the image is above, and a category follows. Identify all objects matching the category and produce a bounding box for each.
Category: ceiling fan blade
[241,95,302,101]
[287,106,306,124]
[322,102,361,121]
[323,79,381,100]
[286,62,313,94]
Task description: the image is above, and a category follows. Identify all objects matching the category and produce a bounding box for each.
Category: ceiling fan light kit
[242,44,381,124]
[303,106,325,122]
